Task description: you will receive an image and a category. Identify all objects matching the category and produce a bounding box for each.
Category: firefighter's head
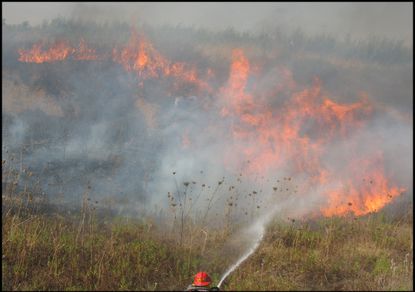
[193,271,211,287]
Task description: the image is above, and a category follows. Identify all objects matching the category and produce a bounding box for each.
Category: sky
[2,2,413,45]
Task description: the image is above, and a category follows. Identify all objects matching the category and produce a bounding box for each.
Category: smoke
[2,9,412,283]
[2,4,413,228]
[3,3,413,46]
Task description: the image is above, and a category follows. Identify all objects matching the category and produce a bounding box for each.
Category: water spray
[217,223,265,288]
[216,202,283,289]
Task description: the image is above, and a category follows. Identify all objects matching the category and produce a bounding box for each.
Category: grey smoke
[2,4,413,224]
[2,2,413,46]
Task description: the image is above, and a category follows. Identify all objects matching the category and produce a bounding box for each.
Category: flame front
[18,41,74,63]
[219,49,405,217]
[18,39,98,63]
[321,153,406,217]
[17,30,407,218]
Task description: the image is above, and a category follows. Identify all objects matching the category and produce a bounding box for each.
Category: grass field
[2,15,413,292]
[2,194,412,291]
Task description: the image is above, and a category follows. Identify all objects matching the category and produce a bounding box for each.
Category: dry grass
[225,214,413,291]
[2,160,413,291]
[2,202,225,291]
[2,195,412,291]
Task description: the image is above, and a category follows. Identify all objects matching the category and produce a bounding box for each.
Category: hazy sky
[2,2,413,45]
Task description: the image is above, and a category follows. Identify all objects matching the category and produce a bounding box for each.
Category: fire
[112,31,169,77]
[220,49,254,115]
[112,30,210,92]
[321,153,406,216]
[18,30,211,94]
[16,31,406,219]
[18,40,74,63]
[219,49,404,217]
[18,39,98,63]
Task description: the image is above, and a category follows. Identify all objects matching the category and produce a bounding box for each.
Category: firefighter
[186,272,219,291]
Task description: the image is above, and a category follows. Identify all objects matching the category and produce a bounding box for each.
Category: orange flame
[112,31,168,77]
[18,30,211,94]
[18,39,99,63]
[18,41,74,63]
[16,33,406,218]
[112,30,210,92]
[220,49,404,217]
[321,153,406,216]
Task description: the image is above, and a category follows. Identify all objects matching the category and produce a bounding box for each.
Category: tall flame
[219,49,404,217]
[112,30,210,92]
[16,32,406,218]
[18,30,213,93]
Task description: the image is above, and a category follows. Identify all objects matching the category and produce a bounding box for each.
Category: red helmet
[193,272,211,286]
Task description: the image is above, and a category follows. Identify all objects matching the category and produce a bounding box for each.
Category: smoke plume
[2,5,412,228]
